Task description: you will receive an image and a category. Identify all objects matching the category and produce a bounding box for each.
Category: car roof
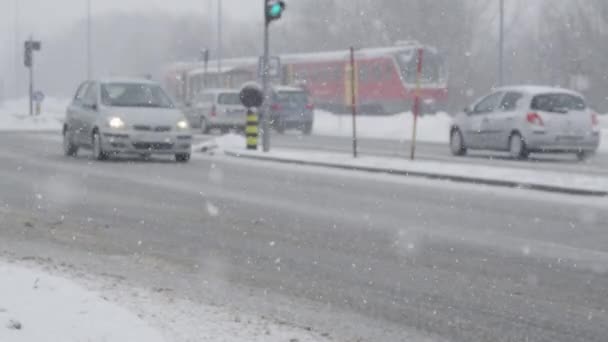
[495,85,583,97]
[98,77,159,85]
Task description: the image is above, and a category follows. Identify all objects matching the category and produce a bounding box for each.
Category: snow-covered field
[313,110,452,143]
[0,260,328,342]
[0,98,67,131]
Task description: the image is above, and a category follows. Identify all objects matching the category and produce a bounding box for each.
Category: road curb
[224,150,608,197]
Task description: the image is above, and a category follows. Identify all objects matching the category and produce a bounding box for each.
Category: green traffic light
[269,3,282,17]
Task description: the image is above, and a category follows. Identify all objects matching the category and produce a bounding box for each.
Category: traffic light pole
[261,17,271,152]
[28,56,33,116]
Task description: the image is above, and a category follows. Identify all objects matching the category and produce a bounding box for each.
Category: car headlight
[176,120,189,130]
[108,117,126,129]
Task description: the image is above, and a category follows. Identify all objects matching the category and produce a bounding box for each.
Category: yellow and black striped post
[246,109,259,150]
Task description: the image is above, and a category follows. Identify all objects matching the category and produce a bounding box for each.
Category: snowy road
[1,132,608,341]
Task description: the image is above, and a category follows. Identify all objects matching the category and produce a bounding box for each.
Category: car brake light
[210,105,217,117]
[271,104,282,111]
[526,112,544,126]
[592,112,599,126]
[305,103,314,110]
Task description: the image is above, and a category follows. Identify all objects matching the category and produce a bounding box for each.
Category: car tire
[201,117,210,134]
[63,127,79,157]
[450,128,467,156]
[92,131,108,161]
[509,132,529,159]
[576,150,593,161]
[301,122,313,135]
[175,153,190,163]
[220,127,230,134]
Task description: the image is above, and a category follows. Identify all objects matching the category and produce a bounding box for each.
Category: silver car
[63,78,193,162]
[184,88,247,134]
[450,86,601,160]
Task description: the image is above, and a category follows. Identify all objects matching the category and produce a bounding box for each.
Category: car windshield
[217,93,241,105]
[531,93,587,112]
[101,83,174,108]
[396,49,445,84]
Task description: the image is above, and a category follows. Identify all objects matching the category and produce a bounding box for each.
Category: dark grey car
[270,86,314,135]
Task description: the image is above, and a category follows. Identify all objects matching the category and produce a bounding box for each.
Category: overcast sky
[1,0,259,87]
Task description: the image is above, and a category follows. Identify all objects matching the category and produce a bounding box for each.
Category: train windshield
[396,49,445,84]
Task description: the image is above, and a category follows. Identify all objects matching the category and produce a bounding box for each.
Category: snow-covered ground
[0,261,164,342]
[313,110,452,143]
[223,147,608,195]
[0,98,67,132]
[0,260,328,342]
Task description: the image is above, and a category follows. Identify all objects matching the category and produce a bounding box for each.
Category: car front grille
[132,142,174,150]
[133,125,172,132]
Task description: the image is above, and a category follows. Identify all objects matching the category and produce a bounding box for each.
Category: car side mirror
[464,107,472,115]
[91,103,98,111]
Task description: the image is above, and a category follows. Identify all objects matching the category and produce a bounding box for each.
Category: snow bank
[313,110,452,143]
[192,133,247,153]
[0,97,68,131]
[225,147,608,195]
[0,261,165,342]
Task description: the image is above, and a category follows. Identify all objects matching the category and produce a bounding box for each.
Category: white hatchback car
[184,89,246,134]
[450,86,601,160]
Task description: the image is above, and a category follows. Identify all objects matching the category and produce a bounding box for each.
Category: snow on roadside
[0,98,67,131]
[0,259,329,342]
[313,110,452,143]
[225,147,608,194]
[0,261,164,342]
[192,133,246,153]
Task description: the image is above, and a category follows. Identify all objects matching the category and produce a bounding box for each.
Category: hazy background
[1,0,608,111]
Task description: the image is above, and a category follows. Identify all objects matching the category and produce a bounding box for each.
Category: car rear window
[531,93,586,113]
[276,91,308,105]
[218,93,241,105]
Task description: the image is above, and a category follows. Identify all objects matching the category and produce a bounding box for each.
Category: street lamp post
[87,0,92,80]
[498,0,504,86]
[217,0,222,73]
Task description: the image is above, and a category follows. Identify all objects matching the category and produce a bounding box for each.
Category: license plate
[135,133,172,143]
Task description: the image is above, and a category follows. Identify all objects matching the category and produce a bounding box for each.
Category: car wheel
[92,131,108,161]
[509,132,529,159]
[201,117,210,134]
[576,150,593,161]
[63,127,79,157]
[220,127,230,134]
[450,128,467,156]
[301,122,313,135]
[175,153,190,163]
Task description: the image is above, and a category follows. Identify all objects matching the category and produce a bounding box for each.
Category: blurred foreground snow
[0,261,164,342]
[0,260,328,342]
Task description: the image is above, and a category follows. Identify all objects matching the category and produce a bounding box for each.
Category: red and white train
[163,41,448,114]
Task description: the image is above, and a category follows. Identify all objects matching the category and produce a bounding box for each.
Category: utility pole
[217,0,222,73]
[87,0,92,80]
[350,47,358,158]
[261,0,285,152]
[14,0,20,97]
[498,0,504,86]
[262,14,270,152]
